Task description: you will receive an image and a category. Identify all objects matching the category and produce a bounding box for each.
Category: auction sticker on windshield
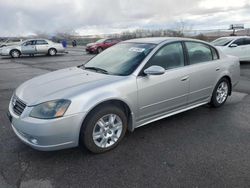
[129,47,145,53]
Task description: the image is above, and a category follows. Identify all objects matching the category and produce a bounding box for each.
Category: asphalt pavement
[0,47,250,188]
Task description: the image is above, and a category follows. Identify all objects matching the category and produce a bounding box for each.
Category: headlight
[30,99,71,119]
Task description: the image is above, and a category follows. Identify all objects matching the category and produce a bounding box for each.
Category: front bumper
[8,103,86,151]
[85,47,97,53]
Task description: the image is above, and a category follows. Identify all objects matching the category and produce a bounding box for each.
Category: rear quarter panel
[52,43,65,53]
[216,50,240,89]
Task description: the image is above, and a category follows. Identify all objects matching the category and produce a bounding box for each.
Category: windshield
[95,39,106,43]
[211,38,233,46]
[84,43,156,76]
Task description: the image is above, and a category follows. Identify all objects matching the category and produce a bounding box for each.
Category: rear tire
[10,50,21,58]
[80,105,127,153]
[48,48,57,56]
[210,77,230,107]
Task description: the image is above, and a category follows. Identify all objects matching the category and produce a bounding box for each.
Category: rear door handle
[216,67,220,71]
[181,76,189,81]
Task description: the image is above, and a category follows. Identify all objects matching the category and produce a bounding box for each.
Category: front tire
[80,105,127,153]
[10,50,21,58]
[210,78,230,107]
[97,47,103,54]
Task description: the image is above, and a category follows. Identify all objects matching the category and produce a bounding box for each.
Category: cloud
[0,0,250,36]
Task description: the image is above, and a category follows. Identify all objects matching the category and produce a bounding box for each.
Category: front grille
[12,96,26,116]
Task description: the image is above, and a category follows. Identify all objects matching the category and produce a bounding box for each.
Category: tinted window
[244,38,250,45]
[23,40,35,46]
[211,47,219,60]
[232,38,244,46]
[9,39,21,42]
[145,42,184,70]
[186,42,213,64]
[36,40,48,45]
[105,39,112,43]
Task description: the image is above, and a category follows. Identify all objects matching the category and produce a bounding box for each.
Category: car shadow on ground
[1,54,66,60]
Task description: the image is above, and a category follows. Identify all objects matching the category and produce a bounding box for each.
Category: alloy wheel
[216,81,228,104]
[92,114,123,148]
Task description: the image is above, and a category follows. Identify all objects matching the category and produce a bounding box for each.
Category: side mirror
[229,44,238,48]
[144,66,165,76]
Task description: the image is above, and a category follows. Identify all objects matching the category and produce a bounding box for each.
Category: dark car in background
[86,38,121,54]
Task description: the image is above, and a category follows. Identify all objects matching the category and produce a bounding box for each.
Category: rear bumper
[0,49,10,56]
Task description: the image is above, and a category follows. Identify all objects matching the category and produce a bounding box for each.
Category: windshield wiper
[84,66,109,74]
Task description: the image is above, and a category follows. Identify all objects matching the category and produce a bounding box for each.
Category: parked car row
[1,36,249,61]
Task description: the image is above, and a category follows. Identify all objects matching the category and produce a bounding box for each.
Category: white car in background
[0,39,65,58]
[212,36,250,61]
[0,38,23,48]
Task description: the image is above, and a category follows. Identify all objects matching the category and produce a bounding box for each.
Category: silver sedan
[0,39,65,58]
[8,37,240,153]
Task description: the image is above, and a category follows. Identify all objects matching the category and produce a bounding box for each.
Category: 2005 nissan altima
[8,37,240,153]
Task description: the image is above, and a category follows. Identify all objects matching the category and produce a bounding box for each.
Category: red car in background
[85,38,121,54]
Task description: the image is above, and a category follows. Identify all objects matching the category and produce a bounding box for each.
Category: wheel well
[222,76,232,95]
[9,49,21,55]
[82,100,133,132]
[48,48,57,53]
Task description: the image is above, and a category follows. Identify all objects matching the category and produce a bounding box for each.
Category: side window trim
[210,46,220,60]
[182,41,190,65]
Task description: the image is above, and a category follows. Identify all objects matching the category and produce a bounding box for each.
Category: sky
[0,0,250,36]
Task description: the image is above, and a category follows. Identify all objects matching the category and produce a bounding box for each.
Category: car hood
[214,46,227,49]
[86,43,97,47]
[15,67,123,105]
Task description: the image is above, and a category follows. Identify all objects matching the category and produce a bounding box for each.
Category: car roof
[123,37,205,44]
[23,39,50,42]
[216,36,250,40]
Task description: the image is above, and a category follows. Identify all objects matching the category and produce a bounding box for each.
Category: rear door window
[36,40,48,45]
[185,42,213,64]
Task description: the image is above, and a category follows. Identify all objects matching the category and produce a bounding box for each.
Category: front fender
[66,86,138,131]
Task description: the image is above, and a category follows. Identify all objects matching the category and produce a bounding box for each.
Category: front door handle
[181,76,189,81]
